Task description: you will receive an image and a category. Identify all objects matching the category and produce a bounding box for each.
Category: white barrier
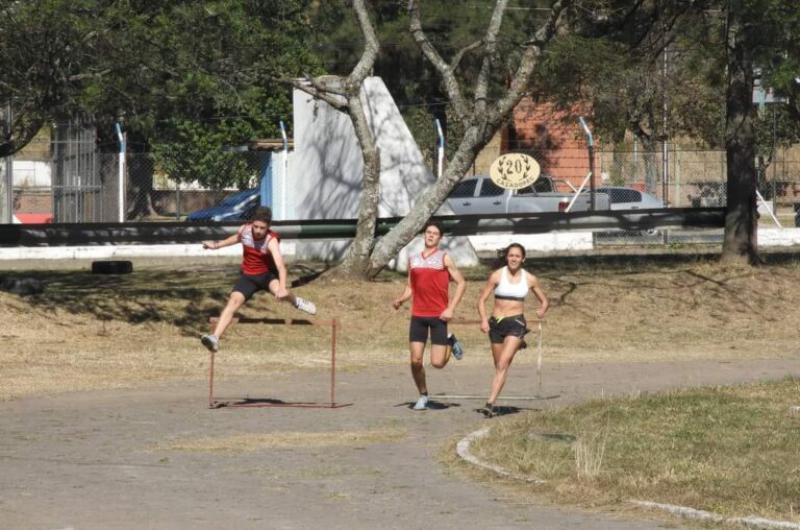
[0,229,797,261]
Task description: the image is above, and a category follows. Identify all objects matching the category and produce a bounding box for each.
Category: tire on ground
[91,260,133,274]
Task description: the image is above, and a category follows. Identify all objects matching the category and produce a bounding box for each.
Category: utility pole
[661,38,670,206]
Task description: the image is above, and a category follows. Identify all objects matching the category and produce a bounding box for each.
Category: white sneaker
[201,334,219,352]
[412,395,429,410]
[294,296,317,315]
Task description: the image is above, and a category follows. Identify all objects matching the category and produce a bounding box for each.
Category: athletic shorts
[232,271,278,301]
[409,316,448,346]
[488,314,528,344]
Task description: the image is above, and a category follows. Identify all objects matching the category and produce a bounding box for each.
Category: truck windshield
[478,179,505,197]
[450,179,478,198]
[516,179,553,194]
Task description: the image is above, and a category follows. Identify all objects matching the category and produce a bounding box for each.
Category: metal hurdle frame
[206,317,351,409]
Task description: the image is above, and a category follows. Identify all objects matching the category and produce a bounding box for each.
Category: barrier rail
[0,208,726,247]
[206,316,350,410]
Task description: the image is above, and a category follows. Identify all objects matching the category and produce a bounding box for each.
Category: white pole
[755,189,781,228]
[279,120,288,220]
[564,172,593,213]
[435,118,444,179]
[578,116,596,210]
[3,103,13,223]
[114,123,125,222]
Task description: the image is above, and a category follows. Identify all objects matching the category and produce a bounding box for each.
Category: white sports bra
[494,266,529,301]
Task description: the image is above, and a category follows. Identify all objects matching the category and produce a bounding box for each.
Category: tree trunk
[366,122,493,276]
[721,7,758,264]
[336,94,381,278]
[126,151,158,219]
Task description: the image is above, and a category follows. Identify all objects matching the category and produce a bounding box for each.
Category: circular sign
[489,153,541,190]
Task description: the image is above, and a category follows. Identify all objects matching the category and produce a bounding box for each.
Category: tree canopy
[0,0,319,188]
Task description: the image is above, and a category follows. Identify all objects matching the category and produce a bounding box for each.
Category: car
[186,188,260,222]
[446,175,611,215]
[596,186,664,210]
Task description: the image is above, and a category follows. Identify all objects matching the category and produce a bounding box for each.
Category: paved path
[2,359,798,530]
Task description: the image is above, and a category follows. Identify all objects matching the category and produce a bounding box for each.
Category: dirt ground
[3,359,799,530]
[1,255,799,529]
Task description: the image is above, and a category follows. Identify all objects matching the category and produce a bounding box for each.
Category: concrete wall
[288,77,477,266]
[290,77,435,221]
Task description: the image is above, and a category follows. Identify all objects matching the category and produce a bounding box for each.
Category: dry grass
[159,427,406,453]
[471,377,800,523]
[2,253,800,400]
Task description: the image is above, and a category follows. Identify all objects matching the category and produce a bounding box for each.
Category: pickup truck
[446,175,610,215]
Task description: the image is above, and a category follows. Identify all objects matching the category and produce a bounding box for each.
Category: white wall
[13,161,51,188]
[290,77,435,221]
[288,76,478,266]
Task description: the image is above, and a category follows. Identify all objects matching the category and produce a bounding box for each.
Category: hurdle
[206,316,351,409]
[435,318,554,400]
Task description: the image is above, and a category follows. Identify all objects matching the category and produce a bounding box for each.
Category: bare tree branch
[348,0,380,87]
[451,39,483,71]
[475,0,508,112]
[304,72,348,97]
[67,69,112,82]
[498,0,572,117]
[289,78,348,111]
[529,0,571,47]
[409,0,470,120]
[0,116,45,158]
[285,0,381,278]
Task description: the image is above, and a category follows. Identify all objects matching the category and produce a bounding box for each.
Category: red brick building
[472,97,600,192]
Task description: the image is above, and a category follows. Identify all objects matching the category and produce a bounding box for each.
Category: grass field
[1,252,799,401]
[470,378,800,524]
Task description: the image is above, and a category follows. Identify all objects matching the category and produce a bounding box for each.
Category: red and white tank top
[409,249,450,317]
[237,224,279,276]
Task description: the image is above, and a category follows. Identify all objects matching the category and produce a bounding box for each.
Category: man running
[392,221,466,410]
[200,206,316,352]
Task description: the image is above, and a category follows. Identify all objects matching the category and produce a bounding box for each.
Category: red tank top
[237,224,279,276]
[409,249,450,317]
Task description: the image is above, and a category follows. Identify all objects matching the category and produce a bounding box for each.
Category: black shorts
[409,316,448,346]
[232,272,278,301]
[489,314,528,344]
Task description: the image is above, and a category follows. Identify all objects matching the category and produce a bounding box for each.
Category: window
[449,179,478,198]
[608,188,641,203]
[478,179,505,197]
[517,178,554,194]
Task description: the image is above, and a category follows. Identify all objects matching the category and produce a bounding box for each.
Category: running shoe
[294,296,317,315]
[448,333,464,360]
[412,395,429,410]
[479,403,496,418]
[201,334,219,352]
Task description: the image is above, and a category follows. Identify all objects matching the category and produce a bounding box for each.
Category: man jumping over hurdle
[200,206,316,352]
[392,221,466,410]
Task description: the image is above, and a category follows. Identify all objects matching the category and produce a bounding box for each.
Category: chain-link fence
[597,146,800,215]
[5,125,274,224]
[126,150,271,222]
[591,146,800,245]
[4,133,800,231]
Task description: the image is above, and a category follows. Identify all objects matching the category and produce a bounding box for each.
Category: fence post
[1,103,13,223]
[115,122,126,222]
[578,117,596,211]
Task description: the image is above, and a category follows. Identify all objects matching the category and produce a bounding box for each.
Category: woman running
[476,243,548,417]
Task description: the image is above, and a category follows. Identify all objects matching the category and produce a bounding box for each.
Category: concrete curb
[631,501,800,530]
[456,427,800,530]
[455,426,545,484]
